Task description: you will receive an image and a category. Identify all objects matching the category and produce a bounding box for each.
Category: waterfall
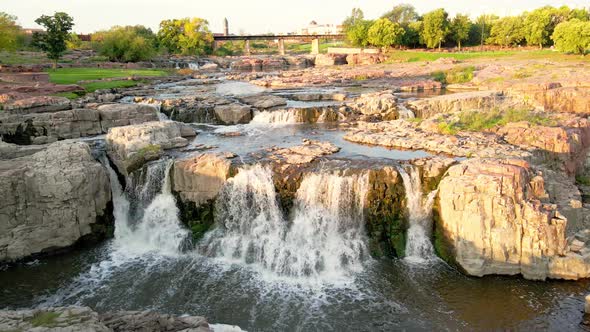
[250,110,299,124]
[397,104,415,119]
[398,166,437,263]
[188,62,200,70]
[101,158,189,256]
[201,165,369,280]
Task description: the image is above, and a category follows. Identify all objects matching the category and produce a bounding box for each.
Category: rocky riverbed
[2,54,590,330]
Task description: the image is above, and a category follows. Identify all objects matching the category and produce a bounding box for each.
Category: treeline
[0,12,217,63]
[343,4,590,54]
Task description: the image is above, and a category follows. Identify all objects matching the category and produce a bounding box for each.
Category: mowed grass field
[383,49,590,63]
[45,68,169,97]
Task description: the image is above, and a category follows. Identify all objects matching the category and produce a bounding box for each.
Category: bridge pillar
[311,38,320,55]
[245,40,251,56]
[278,38,285,56]
[212,41,219,52]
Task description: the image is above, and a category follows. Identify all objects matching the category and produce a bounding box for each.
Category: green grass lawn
[47,68,168,85]
[45,67,169,99]
[384,49,589,63]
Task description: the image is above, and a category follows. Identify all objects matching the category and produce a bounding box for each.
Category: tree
[92,26,157,62]
[0,12,23,51]
[487,16,525,47]
[450,14,471,50]
[32,12,74,68]
[345,19,373,47]
[367,18,405,50]
[421,9,450,50]
[381,4,418,25]
[342,8,365,30]
[552,19,590,55]
[402,21,422,47]
[523,6,569,48]
[158,18,213,55]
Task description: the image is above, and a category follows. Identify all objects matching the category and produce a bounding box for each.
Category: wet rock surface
[0,306,211,332]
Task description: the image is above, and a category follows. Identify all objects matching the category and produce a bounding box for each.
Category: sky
[2,0,589,34]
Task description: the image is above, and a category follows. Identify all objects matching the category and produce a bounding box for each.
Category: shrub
[432,66,475,84]
[93,26,157,62]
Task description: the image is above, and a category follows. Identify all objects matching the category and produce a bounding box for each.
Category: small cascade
[399,165,437,263]
[250,110,299,124]
[201,165,369,280]
[101,158,189,256]
[397,104,416,119]
[188,62,200,71]
[151,102,169,121]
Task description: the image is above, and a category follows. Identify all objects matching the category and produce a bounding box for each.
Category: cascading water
[399,166,438,263]
[201,165,370,281]
[397,104,416,119]
[101,158,188,256]
[250,110,299,124]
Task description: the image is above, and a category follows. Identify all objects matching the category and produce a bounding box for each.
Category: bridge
[213,34,345,55]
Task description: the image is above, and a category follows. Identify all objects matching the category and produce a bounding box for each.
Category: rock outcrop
[2,96,71,114]
[349,90,398,119]
[0,142,112,262]
[97,103,159,132]
[0,108,102,145]
[0,306,211,332]
[239,94,287,109]
[173,153,236,206]
[436,158,590,280]
[315,54,348,66]
[106,121,196,175]
[407,91,504,118]
[213,104,253,124]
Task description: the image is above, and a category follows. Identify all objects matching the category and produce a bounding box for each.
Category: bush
[432,66,475,84]
[93,26,157,62]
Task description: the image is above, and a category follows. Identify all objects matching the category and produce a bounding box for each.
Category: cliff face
[0,141,113,263]
[436,158,590,280]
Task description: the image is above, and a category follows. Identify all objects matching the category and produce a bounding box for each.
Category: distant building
[299,21,342,35]
[23,28,44,35]
[223,18,229,36]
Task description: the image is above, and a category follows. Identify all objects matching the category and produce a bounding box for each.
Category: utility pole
[481,16,485,50]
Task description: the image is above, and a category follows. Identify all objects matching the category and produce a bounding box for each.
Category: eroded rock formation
[0,142,112,262]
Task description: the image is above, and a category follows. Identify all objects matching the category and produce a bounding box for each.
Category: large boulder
[106,121,196,175]
[173,153,235,206]
[0,108,102,145]
[407,91,504,118]
[349,90,398,119]
[315,54,348,66]
[97,103,159,132]
[214,104,252,124]
[511,86,590,115]
[0,142,112,262]
[436,158,590,280]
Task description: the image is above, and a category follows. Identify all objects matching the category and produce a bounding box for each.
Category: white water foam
[103,159,188,256]
[399,166,438,264]
[250,110,299,124]
[201,165,370,283]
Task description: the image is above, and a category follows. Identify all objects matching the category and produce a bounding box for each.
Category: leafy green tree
[402,21,422,47]
[523,6,570,48]
[487,16,526,47]
[421,9,450,50]
[93,26,157,62]
[0,12,23,51]
[32,12,74,68]
[552,19,590,55]
[345,19,373,47]
[469,14,499,47]
[569,8,590,21]
[450,14,471,50]
[367,18,405,50]
[158,18,213,55]
[381,4,419,25]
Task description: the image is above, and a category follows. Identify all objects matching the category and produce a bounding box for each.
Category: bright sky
[2,0,588,34]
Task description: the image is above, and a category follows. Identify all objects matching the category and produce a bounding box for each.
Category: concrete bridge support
[311,38,320,55]
[245,40,251,56]
[278,39,286,56]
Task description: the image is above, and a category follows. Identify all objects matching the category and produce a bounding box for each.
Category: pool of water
[1,242,589,331]
[187,123,432,162]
